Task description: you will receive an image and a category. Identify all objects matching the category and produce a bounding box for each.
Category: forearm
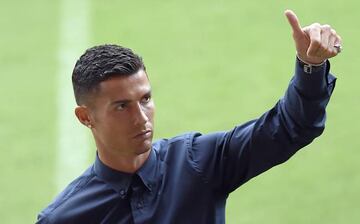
[281,57,336,137]
[239,57,336,182]
[214,58,336,192]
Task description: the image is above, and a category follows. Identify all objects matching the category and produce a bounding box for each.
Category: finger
[327,29,340,56]
[317,25,332,57]
[284,9,303,36]
[334,34,342,46]
[322,33,337,58]
[306,24,322,56]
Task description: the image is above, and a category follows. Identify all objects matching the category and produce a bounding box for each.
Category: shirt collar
[94,149,158,195]
[137,148,157,192]
[94,153,132,196]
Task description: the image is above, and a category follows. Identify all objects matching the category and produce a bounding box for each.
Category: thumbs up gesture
[285,10,342,65]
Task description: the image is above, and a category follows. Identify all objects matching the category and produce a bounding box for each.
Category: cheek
[146,103,155,121]
[101,119,129,144]
[94,111,126,133]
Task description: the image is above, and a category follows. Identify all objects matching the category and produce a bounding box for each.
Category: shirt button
[137,202,142,209]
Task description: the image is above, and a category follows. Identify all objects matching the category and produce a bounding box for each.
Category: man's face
[87,69,154,157]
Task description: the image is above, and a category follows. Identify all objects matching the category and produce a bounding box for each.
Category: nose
[133,103,149,126]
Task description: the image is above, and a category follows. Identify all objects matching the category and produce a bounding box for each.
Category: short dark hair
[72,44,146,105]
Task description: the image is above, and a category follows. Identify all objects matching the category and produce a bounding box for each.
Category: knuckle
[312,22,321,28]
[322,24,331,29]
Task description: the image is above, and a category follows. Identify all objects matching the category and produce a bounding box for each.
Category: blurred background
[0,0,359,223]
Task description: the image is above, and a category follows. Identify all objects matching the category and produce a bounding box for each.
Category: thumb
[285,9,303,35]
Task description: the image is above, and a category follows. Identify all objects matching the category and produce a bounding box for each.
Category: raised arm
[189,10,341,193]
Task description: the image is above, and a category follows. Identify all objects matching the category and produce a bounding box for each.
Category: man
[37,10,341,223]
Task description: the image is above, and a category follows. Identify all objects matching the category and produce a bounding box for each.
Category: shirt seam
[185,132,212,185]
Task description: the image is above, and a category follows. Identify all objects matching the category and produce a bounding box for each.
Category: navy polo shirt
[37,59,336,223]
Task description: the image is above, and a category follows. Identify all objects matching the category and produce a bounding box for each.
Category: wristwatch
[297,56,326,74]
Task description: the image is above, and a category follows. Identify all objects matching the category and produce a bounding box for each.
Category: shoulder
[36,165,96,223]
[151,131,228,164]
[152,132,201,154]
[151,131,231,153]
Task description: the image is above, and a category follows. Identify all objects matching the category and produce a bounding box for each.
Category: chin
[134,147,151,156]
[135,141,152,155]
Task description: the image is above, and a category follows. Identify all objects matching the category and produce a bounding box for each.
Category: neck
[97,149,151,174]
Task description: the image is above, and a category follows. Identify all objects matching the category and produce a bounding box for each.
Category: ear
[75,106,93,128]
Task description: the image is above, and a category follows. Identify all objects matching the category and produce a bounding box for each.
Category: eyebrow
[110,99,131,105]
[110,90,152,106]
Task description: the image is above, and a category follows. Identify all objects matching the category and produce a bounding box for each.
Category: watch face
[304,64,312,74]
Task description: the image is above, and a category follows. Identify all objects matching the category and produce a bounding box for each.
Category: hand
[285,9,342,64]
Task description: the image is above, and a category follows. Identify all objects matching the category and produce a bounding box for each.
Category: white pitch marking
[56,0,90,193]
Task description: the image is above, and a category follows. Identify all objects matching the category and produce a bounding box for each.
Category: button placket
[136,201,143,209]
[119,189,126,198]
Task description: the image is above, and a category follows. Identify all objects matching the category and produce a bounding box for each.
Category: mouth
[133,130,152,139]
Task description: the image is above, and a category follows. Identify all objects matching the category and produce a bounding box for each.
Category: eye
[115,103,127,111]
[142,95,151,104]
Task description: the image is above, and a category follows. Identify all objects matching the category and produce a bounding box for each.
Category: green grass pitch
[0,0,359,223]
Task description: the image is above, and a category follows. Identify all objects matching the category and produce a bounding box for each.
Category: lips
[133,130,152,139]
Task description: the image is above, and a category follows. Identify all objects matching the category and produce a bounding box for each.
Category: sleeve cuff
[293,57,336,99]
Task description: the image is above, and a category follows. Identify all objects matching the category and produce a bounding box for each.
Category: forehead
[97,69,151,100]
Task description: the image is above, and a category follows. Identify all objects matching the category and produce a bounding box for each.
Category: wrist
[296,54,326,66]
[296,56,326,74]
